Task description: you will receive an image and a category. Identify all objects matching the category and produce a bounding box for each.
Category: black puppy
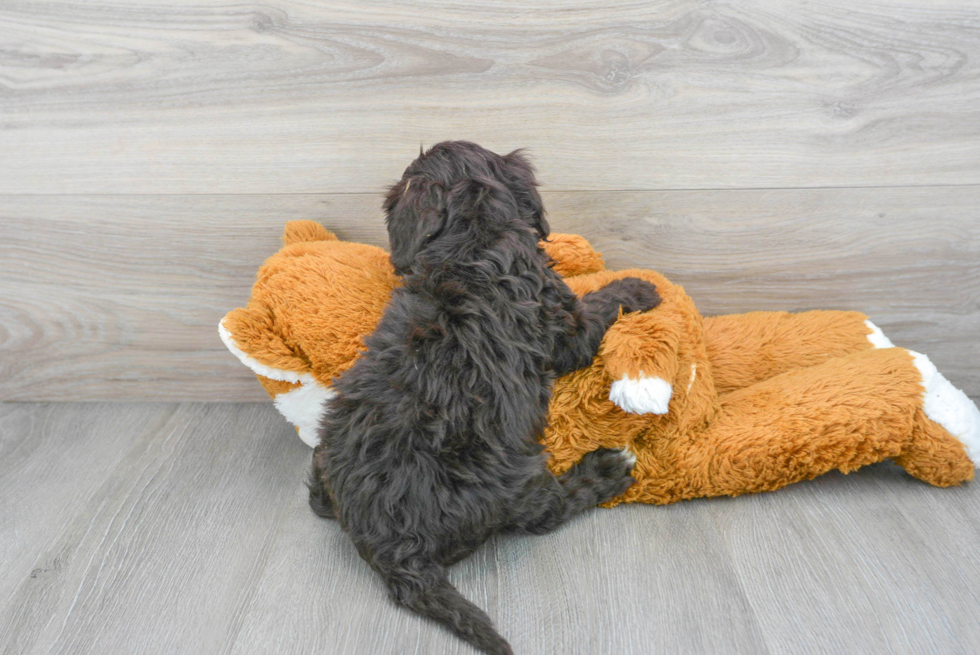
[308,142,660,654]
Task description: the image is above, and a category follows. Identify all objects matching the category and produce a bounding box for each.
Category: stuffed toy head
[219,222,397,445]
[222,222,980,503]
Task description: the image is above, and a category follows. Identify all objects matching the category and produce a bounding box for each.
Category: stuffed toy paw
[221,222,979,504]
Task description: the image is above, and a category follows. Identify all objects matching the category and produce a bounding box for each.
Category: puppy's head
[383,141,547,275]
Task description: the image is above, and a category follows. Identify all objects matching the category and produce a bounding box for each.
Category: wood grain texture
[2,0,980,193]
[709,464,980,654]
[0,403,304,655]
[229,489,771,655]
[1,187,977,401]
[2,402,980,654]
[0,403,176,608]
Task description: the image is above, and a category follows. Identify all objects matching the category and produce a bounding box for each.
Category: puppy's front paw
[608,277,661,314]
[573,447,637,501]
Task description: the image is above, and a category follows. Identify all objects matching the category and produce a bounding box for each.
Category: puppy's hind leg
[306,475,335,519]
[380,558,513,655]
[508,448,636,535]
[306,447,336,519]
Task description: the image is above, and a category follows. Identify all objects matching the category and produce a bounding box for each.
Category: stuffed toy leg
[550,268,978,504]
[620,347,975,505]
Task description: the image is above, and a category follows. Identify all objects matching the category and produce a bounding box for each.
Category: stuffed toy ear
[220,306,334,448]
[219,306,311,383]
[283,220,337,245]
[541,234,607,278]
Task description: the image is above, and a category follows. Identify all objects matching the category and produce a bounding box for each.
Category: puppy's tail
[384,561,513,655]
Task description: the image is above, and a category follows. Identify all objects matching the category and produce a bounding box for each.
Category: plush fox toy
[220,221,980,505]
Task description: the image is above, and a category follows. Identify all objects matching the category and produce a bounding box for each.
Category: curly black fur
[308,141,661,654]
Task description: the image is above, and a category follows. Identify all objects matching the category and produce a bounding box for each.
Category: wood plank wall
[1,0,978,400]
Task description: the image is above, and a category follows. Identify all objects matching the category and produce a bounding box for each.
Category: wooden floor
[2,401,979,655]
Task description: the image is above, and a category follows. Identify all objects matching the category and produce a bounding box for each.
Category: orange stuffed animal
[221,222,979,505]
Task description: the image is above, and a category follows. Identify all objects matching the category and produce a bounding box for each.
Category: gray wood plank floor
[3,402,979,654]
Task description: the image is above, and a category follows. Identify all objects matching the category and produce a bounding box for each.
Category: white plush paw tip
[609,375,672,415]
[911,351,980,467]
[864,319,895,349]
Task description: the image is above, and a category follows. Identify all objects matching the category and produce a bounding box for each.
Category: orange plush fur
[221,222,979,505]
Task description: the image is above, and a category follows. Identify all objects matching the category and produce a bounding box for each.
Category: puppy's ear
[384,177,447,274]
[504,149,549,240]
[444,178,518,238]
